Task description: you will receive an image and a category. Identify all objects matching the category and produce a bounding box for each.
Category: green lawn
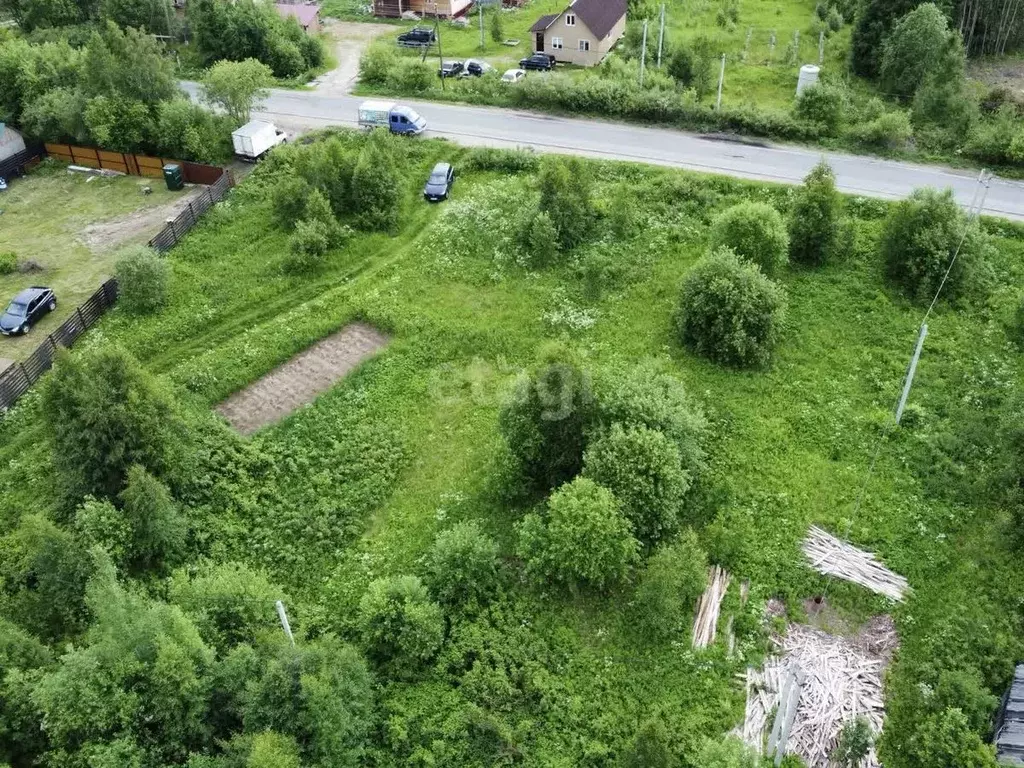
[0,163,186,361]
[1,133,1022,764]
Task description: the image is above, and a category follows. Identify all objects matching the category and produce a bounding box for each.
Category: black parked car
[438,60,464,78]
[423,163,455,202]
[398,26,436,47]
[519,53,555,71]
[0,287,56,336]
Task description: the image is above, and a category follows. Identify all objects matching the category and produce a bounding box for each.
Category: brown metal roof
[572,0,627,40]
[529,13,559,32]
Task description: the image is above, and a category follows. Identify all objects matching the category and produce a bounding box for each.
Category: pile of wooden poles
[802,526,909,601]
[737,623,892,767]
[692,565,731,648]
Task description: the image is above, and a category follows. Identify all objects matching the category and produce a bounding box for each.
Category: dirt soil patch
[968,57,1024,98]
[78,184,208,253]
[314,20,395,95]
[216,323,389,435]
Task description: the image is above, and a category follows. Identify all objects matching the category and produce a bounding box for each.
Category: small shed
[275,2,321,32]
[996,665,1024,765]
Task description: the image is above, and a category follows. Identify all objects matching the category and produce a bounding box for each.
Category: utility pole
[895,325,928,424]
[640,19,648,86]
[479,0,485,50]
[275,600,295,647]
[435,13,445,91]
[716,53,725,109]
[768,31,776,64]
[657,3,666,67]
[818,28,825,64]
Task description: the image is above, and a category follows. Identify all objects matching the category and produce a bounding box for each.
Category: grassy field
[0,163,186,361]
[1,132,1022,764]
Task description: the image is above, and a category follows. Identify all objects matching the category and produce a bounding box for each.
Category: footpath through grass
[1,132,1023,764]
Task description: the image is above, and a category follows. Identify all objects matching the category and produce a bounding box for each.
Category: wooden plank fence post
[188,202,196,226]
[207,187,215,206]
[76,306,86,328]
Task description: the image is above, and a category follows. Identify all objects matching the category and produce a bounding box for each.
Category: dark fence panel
[0,279,119,414]
[0,144,45,178]
[149,171,234,253]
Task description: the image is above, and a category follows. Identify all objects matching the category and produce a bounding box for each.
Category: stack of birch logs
[802,526,909,601]
[692,565,731,648]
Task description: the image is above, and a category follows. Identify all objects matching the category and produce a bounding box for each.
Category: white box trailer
[231,120,287,162]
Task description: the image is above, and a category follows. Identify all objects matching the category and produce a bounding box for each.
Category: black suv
[0,286,56,336]
[438,60,464,78]
[423,163,455,202]
[398,26,436,47]
[519,53,555,71]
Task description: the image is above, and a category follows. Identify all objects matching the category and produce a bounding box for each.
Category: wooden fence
[43,144,225,185]
[0,280,119,413]
[149,170,234,252]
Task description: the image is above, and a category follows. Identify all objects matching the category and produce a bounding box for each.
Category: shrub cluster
[709,201,790,275]
[676,247,788,367]
[789,161,843,267]
[115,246,170,314]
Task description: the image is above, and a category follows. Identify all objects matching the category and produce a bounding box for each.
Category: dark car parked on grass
[398,26,436,47]
[0,287,56,336]
[438,60,464,78]
[519,53,556,71]
[423,163,455,202]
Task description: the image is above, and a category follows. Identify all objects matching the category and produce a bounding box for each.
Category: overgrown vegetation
[0,134,1023,767]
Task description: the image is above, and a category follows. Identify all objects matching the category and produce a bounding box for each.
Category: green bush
[521,210,560,268]
[115,245,169,315]
[285,219,331,273]
[352,133,400,232]
[622,718,673,768]
[583,424,689,545]
[169,562,286,649]
[118,464,185,575]
[827,7,844,31]
[1011,293,1024,349]
[498,344,594,493]
[538,156,595,250]
[357,574,444,673]
[593,360,708,480]
[424,520,500,609]
[0,252,17,275]
[902,707,998,768]
[709,201,789,275]
[358,41,396,86]
[463,146,540,173]
[881,187,983,303]
[41,345,183,499]
[271,174,311,230]
[633,529,708,639]
[849,109,913,149]
[964,105,1020,165]
[246,732,301,768]
[242,634,373,766]
[675,247,787,368]
[517,477,639,590]
[794,83,847,136]
[833,717,874,768]
[387,58,433,93]
[789,161,842,267]
[696,736,762,767]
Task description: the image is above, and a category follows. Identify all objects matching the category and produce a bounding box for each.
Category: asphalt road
[182,82,1024,221]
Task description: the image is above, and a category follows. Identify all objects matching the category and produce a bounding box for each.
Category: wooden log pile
[802,526,909,602]
[692,565,731,649]
[736,622,895,767]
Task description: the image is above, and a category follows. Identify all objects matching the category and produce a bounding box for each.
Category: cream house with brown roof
[529,0,627,67]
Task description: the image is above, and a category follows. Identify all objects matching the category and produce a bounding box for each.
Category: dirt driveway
[314,20,395,95]
[78,184,209,253]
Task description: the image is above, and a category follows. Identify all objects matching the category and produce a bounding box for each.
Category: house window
[578,39,590,51]
[551,36,563,49]
[565,13,575,25]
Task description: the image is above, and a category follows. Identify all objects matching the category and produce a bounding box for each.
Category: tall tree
[850,0,925,78]
[201,57,272,124]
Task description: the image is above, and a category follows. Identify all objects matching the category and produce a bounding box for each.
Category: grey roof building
[996,665,1024,764]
